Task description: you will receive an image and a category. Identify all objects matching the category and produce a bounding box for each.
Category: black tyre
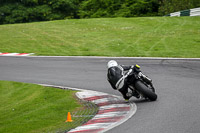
[135,80,157,101]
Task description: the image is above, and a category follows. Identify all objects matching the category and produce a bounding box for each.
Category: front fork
[138,72,152,84]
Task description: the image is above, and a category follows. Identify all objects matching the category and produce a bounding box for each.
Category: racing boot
[124,92,132,101]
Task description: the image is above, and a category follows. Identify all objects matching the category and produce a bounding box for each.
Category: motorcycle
[124,66,157,101]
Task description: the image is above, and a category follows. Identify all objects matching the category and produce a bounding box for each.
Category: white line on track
[13,55,200,60]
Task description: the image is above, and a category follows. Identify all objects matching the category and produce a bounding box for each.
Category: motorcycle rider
[107,60,151,100]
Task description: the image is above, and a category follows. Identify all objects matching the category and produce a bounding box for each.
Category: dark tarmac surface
[0,56,200,133]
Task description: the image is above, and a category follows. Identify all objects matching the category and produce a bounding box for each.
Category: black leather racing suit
[107,65,140,100]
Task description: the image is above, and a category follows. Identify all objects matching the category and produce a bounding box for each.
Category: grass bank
[0,17,200,57]
[0,81,88,133]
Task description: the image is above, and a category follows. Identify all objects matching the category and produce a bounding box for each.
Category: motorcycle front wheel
[135,80,157,101]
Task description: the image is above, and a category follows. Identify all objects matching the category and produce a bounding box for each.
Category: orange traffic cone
[65,112,73,122]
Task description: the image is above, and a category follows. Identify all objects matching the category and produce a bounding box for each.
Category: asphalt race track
[0,56,200,133]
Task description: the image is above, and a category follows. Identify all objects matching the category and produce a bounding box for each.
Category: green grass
[0,81,85,133]
[0,17,200,57]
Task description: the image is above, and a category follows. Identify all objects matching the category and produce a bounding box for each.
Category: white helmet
[107,60,118,68]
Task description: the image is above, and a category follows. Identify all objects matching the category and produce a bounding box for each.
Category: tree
[0,0,79,24]
[159,0,200,15]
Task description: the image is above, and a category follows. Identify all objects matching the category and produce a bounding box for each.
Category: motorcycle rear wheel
[135,80,157,101]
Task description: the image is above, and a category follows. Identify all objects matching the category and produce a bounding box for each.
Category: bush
[0,0,78,24]
[78,0,159,18]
